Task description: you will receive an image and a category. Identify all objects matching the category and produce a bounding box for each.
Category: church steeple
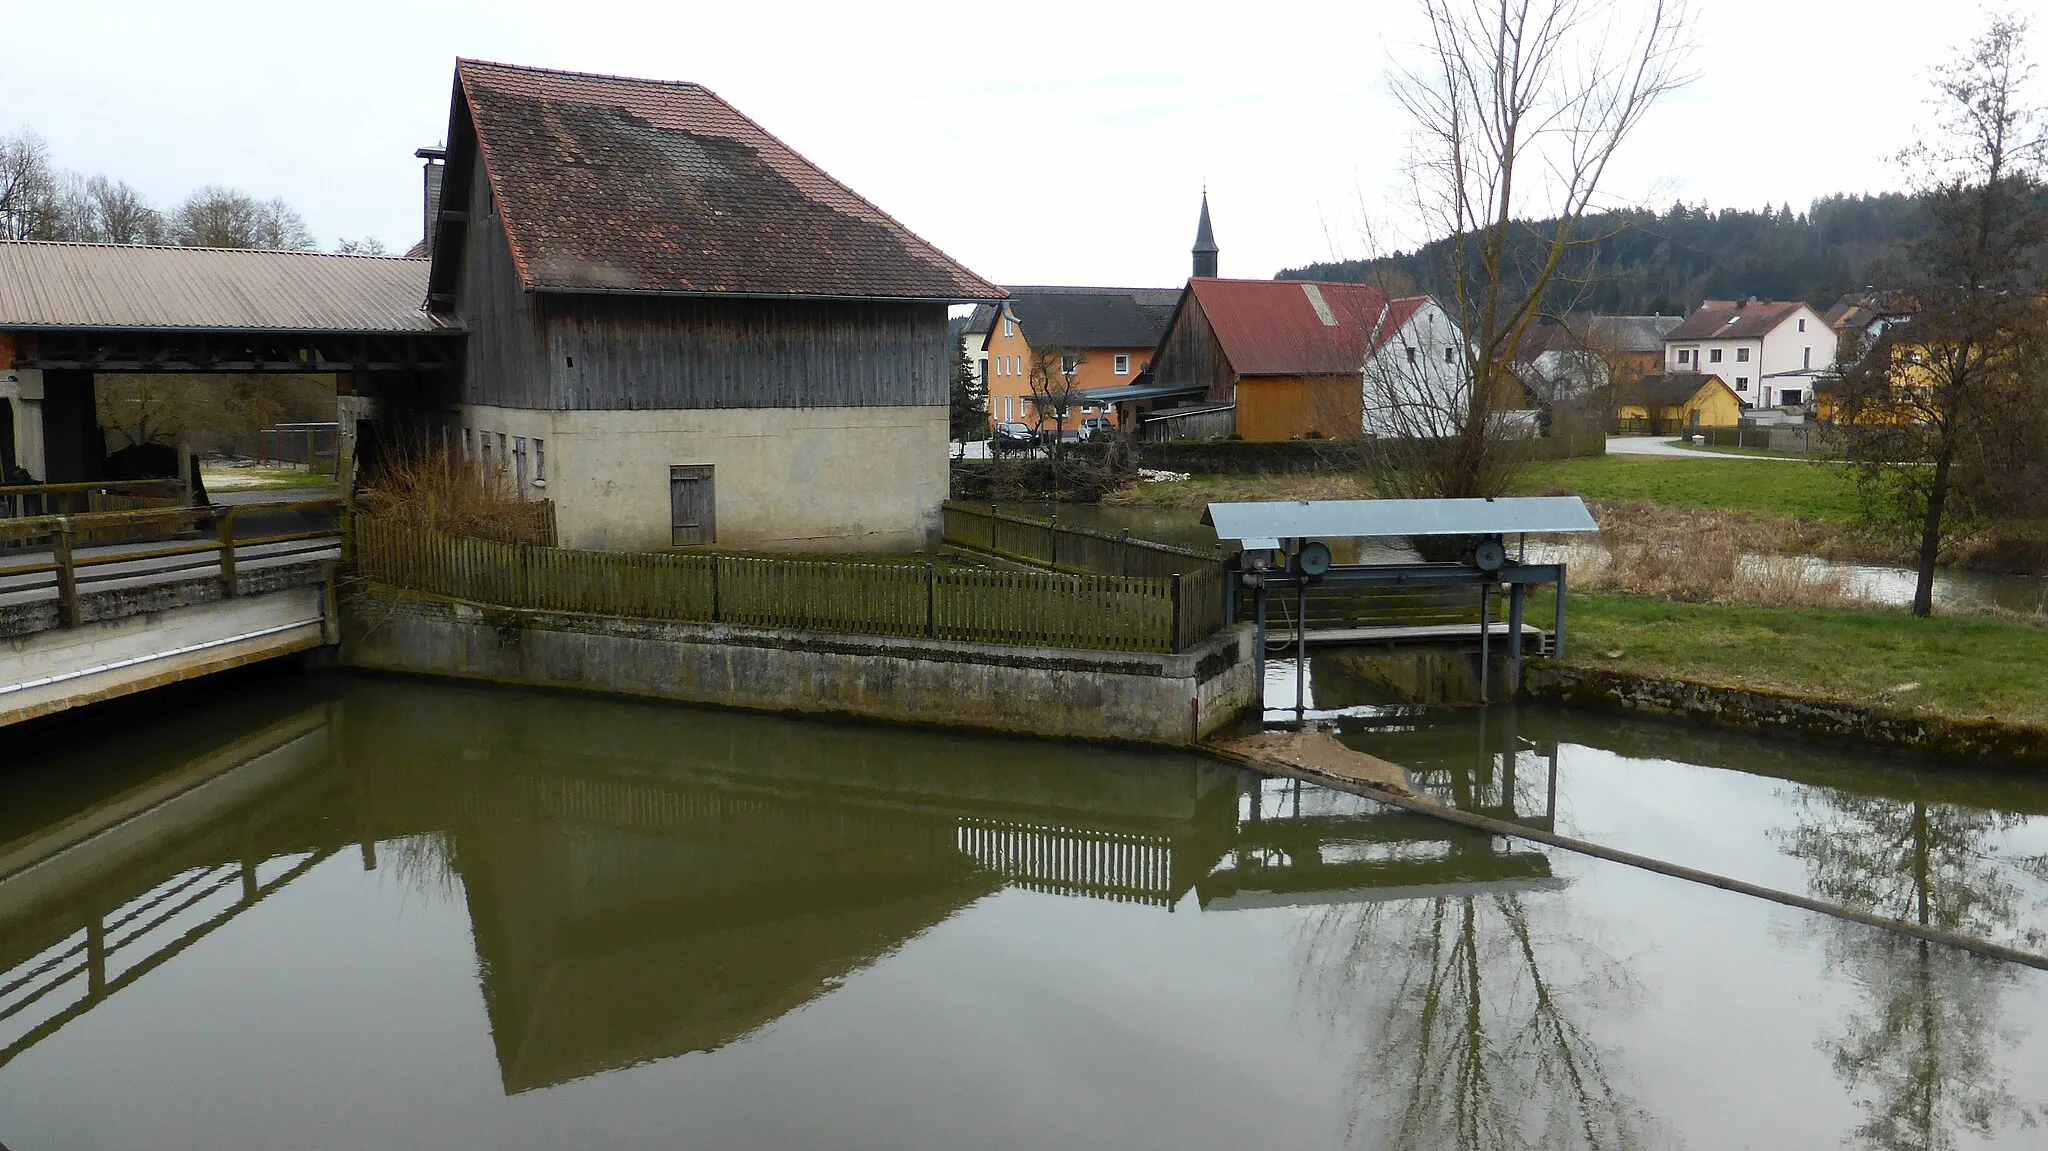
[1191,190,1218,278]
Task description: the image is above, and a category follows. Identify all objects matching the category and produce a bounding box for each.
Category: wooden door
[669,464,715,546]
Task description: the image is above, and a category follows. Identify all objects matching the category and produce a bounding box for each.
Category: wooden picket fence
[353,517,1227,654]
[941,501,1225,580]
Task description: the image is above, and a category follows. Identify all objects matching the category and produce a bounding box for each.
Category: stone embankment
[1525,663,2048,769]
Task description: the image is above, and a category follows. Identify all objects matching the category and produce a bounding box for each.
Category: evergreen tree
[947,333,987,442]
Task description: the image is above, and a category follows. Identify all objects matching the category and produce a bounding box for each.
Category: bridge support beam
[0,586,329,728]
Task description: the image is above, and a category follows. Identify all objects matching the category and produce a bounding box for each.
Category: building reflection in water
[30,678,2044,1149]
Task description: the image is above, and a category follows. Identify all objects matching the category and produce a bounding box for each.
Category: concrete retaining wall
[1525,663,2048,768]
[1,584,332,727]
[341,585,1258,747]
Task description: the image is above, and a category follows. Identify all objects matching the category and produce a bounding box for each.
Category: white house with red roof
[1663,298,1836,410]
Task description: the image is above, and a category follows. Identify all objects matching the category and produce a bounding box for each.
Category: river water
[5,672,2048,1149]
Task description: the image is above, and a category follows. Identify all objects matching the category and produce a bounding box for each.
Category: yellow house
[1617,372,1743,433]
[1816,340,1948,425]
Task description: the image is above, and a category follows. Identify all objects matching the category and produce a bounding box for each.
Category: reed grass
[358,447,554,546]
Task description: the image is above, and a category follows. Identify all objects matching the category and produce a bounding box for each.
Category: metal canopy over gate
[1202,496,1601,712]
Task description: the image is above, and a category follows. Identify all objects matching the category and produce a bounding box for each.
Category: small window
[1736,347,1750,362]
[1735,377,1749,391]
[1677,349,1691,365]
[1803,347,1812,369]
[1709,348,1723,363]
[669,464,715,546]
[1003,317,1015,338]
[1443,346,1455,364]
[1782,388,1803,405]
[462,427,473,459]
[1113,354,1130,375]
[533,438,546,483]
[512,437,527,489]
[1405,346,1417,365]
[1798,318,1807,332]
[1061,354,1078,376]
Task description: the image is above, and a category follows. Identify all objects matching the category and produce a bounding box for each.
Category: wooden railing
[1246,584,1502,631]
[354,517,1228,654]
[0,499,345,627]
[0,479,185,524]
[941,501,1225,579]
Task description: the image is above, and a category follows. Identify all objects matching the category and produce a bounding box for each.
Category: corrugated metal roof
[457,60,1004,301]
[1189,279,1428,376]
[1204,497,1599,544]
[0,241,452,332]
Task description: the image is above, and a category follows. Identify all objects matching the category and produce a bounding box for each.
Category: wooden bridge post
[1170,572,1183,653]
[51,519,80,627]
[217,508,238,596]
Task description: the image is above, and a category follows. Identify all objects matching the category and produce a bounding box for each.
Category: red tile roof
[456,60,1002,301]
[1666,299,1809,341]
[1188,278,1426,376]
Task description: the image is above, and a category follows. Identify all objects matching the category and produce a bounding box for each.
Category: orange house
[979,287,1176,434]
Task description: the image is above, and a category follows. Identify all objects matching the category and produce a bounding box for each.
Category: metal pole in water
[1295,578,1307,718]
[1508,582,1525,694]
[1254,580,1268,713]
[1479,582,1490,704]
[1554,565,1568,660]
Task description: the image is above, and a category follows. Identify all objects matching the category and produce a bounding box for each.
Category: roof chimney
[1192,190,1218,278]
[416,145,447,256]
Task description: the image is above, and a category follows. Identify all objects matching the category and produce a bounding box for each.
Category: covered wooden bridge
[0,240,461,486]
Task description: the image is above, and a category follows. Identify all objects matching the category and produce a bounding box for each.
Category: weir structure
[1204,496,1600,709]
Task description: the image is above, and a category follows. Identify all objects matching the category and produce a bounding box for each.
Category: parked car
[993,421,1036,444]
[1077,417,1114,441]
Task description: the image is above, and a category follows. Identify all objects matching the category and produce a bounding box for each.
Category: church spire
[1191,190,1218,278]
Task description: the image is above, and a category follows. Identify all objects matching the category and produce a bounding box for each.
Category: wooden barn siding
[540,296,949,410]
[456,152,551,409]
[1151,299,1237,405]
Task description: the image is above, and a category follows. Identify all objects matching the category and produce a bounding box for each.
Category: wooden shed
[409,60,1003,552]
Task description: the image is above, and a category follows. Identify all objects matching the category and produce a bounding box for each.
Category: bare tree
[172,187,315,249]
[252,196,315,250]
[42,173,166,243]
[84,176,166,243]
[0,128,58,240]
[1367,0,1694,498]
[1831,15,2048,617]
[1024,341,1084,452]
[335,237,388,255]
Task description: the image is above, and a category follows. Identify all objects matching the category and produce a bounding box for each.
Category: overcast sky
[0,1,2018,288]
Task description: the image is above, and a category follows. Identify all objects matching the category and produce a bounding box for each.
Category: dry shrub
[1572,499,1863,608]
[359,447,554,545]
[1102,471,1379,510]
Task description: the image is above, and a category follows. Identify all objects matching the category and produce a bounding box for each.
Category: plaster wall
[447,403,949,553]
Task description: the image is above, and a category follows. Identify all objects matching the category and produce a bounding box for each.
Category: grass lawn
[1515,454,1863,521]
[1552,590,2048,727]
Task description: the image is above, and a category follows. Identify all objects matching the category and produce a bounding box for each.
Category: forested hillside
[1277,194,1930,314]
